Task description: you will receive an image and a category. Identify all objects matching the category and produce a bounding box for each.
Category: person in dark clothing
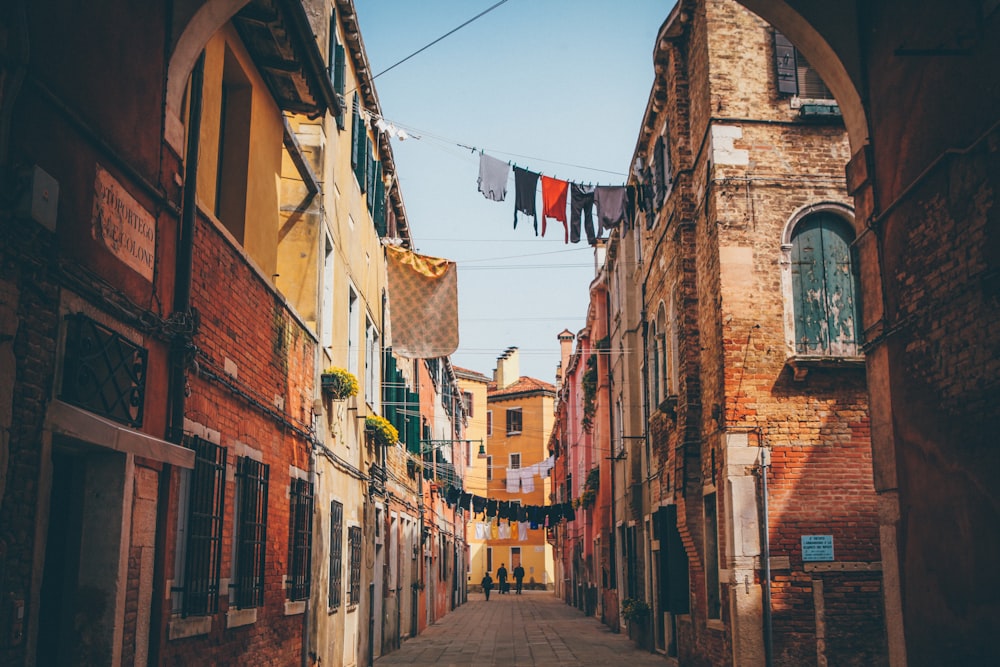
[513,564,525,594]
[481,572,494,600]
[496,563,509,594]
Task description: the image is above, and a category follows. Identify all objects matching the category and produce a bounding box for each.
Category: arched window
[790,213,861,356]
[648,319,660,407]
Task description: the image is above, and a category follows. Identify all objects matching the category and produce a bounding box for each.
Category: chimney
[558,330,575,381]
[493,347,520,389]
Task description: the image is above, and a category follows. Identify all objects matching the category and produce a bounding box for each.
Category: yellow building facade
[468,349,556,591]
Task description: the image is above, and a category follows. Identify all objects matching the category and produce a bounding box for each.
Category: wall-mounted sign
[92,165,156,281]
[801,535,834,562]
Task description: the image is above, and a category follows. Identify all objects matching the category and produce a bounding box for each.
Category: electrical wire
[366,0,512,85]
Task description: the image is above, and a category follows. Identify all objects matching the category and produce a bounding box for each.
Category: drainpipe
[758,446,773,667]
[149,51,204,667]
[168,51,204,439]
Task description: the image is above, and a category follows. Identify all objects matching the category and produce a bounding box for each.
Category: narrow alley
[375,591,671,667]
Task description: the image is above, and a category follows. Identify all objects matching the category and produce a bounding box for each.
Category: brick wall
[158,214,316,667]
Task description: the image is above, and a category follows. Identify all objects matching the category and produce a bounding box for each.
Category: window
[486,547,493,573]
[321,238,335,352]
[462,391,474,417]
[506,408,522,435]
[486,410,493,437]
[329,500,344,609]
[667,291,680,396]
[327,9,346,130]
[509,453,521,470]
[790,213,860,356]
[364,317,380,408]
[181,436,227,616]
[348,525,362,606]
[233,456,269,609]
[648,320,660,407]
[351,95,370,192]
[653,128,672,206]
[486,455,493,481]
[348,286,359,377]
[510,546,521,568]
[214,45,251,242]
[287,478,313,601]
[704,492,721,619]
[774,32,834,100]
[389,514,399,590]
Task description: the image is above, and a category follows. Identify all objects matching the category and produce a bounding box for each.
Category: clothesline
[476,151,637,244]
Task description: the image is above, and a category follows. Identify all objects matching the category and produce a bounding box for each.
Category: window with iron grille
[233,456,269,609]
[348,525,362,606]
[182,436,227,616]
[287,478,313,602]
[329,500,344,609]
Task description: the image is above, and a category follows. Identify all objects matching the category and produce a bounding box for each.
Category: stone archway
[164,0,250,154]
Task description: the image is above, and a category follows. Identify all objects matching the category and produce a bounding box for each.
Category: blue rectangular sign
[801,535,834,562]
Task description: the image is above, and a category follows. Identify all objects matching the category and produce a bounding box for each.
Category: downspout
[602,276,620,630]
[151,51,204,667]
[168,51,204,439]
[758,446,773,667]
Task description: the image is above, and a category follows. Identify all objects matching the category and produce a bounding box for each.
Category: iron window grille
[348,525,362,606]
[329,500,344,609]
[233,456,269,609]
[287,478,314,602]
[182,436,227,616]
[60,313,147,427]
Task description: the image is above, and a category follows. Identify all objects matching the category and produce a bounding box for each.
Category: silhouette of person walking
[481,572,493,601]
[497,563,509,594]
[513,563,525,594]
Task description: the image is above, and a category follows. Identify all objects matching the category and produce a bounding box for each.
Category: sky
[354,0,674,383]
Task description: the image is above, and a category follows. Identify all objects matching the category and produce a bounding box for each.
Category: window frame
[329,500,344,610]
[287,477,313,602]
[233,456,269,609]
[506,407,523,436]
[180,436,227,617]
[348,525,362,607]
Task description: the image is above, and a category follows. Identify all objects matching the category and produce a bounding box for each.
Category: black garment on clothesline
[513,167,540,235]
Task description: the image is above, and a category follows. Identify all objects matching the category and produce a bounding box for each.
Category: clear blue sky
[355,0,674,383]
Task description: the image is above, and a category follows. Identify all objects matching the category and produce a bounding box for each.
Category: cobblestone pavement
[375,591,674,666]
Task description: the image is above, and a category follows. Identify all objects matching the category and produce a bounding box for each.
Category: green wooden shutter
[351,95,361,174]
[373,161,386,236]
[774,32,799,95]
[791,214,859,355]
[334,44,346,130]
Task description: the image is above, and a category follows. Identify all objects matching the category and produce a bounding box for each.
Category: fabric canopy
[386,245,459,358]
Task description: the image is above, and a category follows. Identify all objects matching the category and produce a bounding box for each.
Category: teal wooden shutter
[791,214,859,355]
[351,95,361,175]
[774,32,799,95]
[373,161,386,236]
[334,43,346,130]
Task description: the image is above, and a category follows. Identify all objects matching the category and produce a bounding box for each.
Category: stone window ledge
[284,600,306,616]
[226,607,257,629]
[168,615,212,641]
[787,355,864,381]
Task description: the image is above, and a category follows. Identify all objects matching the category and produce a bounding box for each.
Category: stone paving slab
[375,591,675,667]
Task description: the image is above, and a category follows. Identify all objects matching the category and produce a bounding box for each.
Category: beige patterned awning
[386,246,459,359]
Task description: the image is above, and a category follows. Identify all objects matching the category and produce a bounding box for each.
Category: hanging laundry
[520,467,535,493]
[595,185,627,236]
[506,468,520,493]
[517,505,529,522]
[478,153,510,202]
[498,522,512,539]
[472,495,487,515]
[569,183,597,245]
[626,184,638,229]
[460,492,472,511]
[563,502,576,522]
[385,246,458,358]
[497,500,510,521]
[538,455,555,478]
[513,167,540,235]
[491,521,500,539]
[486,499,498,517]
[540,176,569,240]
[518,521,529,541]
[475,522,488,540]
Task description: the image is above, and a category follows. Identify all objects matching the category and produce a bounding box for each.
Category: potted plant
[621,597,650,625]
[365,414,399,447]
[321,367,358,400]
